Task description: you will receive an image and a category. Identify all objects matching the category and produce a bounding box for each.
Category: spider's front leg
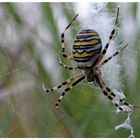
[94,71,133,112]
[43,73,83,93]
[55,73,85,112]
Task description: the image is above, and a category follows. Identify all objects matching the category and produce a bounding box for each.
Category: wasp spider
[43,6,139,112]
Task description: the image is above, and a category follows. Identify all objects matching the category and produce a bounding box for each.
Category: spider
[43,6,139,113]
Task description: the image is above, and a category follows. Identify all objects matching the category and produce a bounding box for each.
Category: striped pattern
[98,44,128,68]
[72,29,102,68]
[43,73,83,93]
[59,58,77,70]
[55,75,85,112]
[94,73,133,112]
[96,6,119,65]
[43,7,140,113]
[61,14,79,60]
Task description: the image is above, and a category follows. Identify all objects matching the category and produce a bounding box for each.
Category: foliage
[0,2,140,138]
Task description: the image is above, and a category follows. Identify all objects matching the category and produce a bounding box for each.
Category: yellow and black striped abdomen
[72,29,102,69]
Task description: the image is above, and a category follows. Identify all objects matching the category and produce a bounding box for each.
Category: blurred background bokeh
[0,2,140,138]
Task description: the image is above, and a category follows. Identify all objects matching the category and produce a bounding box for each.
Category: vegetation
[0,2,139,137]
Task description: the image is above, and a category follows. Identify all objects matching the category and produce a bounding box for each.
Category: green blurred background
[0,2,140,138]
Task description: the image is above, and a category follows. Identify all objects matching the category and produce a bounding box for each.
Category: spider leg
[55,75,85,112]
[59,57,77,71]
[97,44,128,68]
[94,72,133,112]
[96,6,120,65]
[43,73,83,93]
[61,14,79,61]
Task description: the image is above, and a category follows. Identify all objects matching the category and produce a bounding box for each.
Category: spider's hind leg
[98,44,128,68]
[59,57,77,71]
[96,6,120,65]
[61,14,79,61]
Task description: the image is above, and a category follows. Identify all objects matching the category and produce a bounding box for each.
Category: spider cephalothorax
[43,6,139,112]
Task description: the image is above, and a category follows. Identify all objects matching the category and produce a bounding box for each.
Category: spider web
[0,2,139,138]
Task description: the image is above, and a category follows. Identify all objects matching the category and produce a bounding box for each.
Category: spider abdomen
[72,29,102,69]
